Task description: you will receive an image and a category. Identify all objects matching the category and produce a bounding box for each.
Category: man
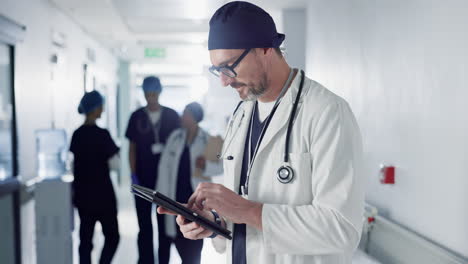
[70,91,120,264]
[125,76,180,263]
[158,2,365,264]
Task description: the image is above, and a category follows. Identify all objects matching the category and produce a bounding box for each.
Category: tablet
[131,184,232,240]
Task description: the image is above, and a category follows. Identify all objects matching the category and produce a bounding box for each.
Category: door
[0,40,21,264]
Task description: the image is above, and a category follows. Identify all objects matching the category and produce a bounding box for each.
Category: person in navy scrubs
[125,76,180,263]
[70,91,120,264]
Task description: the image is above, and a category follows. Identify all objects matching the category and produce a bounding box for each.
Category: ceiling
[49,0,307,61]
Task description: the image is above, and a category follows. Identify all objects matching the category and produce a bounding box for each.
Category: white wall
[305,0,468,259]
[0,0,119,262]
[283,8,306,70]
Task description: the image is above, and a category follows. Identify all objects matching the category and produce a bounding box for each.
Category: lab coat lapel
[225,101,254,192]
[255,74,301,159]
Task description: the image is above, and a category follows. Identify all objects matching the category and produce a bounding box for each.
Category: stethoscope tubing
[219,69,306,192]
[284,70,305,163]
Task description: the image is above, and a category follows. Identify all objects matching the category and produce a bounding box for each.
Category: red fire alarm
[380,165,395,184]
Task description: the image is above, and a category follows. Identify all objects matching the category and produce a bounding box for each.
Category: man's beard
[243,72,268,101]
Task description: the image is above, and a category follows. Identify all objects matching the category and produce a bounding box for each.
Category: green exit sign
[144,47,166,58]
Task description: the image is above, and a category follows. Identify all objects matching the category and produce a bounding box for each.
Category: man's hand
[188,183,263,230]
[157,204,216,240]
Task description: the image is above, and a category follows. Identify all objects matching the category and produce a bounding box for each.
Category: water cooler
[34,129,74,263]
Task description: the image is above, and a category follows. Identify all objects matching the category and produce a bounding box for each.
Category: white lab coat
[157,127,223,238]
[217,71,365,264]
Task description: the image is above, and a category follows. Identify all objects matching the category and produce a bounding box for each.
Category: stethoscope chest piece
[277,165,294,184]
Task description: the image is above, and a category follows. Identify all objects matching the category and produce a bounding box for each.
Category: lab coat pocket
[273,152,313,204]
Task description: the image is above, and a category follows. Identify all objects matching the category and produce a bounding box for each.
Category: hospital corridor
[1,0,468,264]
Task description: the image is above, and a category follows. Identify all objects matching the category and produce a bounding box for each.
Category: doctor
[155,102,223,264]
[158,2,365,264]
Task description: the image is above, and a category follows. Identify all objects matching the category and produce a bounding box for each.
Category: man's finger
[195,229,213,240]
[187,196,196,209]
[176,215,186,225]
[195,188,221,209]
[187,188,201,208]
[194,188,208,208]
[187,201,204,212]
[157,206,177,215]
[180,221,200,234]
[184,225,207,240]
[187,183,221,209]
[196,197,205,209]
[202,198,218,212]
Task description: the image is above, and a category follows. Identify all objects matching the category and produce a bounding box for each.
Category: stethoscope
[218,69,305,195]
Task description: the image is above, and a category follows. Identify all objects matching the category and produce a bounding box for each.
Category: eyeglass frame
[209,48,252,78]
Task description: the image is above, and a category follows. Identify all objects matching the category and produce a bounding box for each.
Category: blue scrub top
[125,106,180,188]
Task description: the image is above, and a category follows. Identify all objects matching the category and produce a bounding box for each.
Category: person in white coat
[158,2,365,264]
[156,102,223,264]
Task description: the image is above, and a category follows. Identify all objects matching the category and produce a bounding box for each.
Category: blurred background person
[70,91,120,264]
[156,102,223,264]
[125,76,180,263]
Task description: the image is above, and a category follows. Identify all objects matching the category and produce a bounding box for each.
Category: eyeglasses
[209,49,251,78]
